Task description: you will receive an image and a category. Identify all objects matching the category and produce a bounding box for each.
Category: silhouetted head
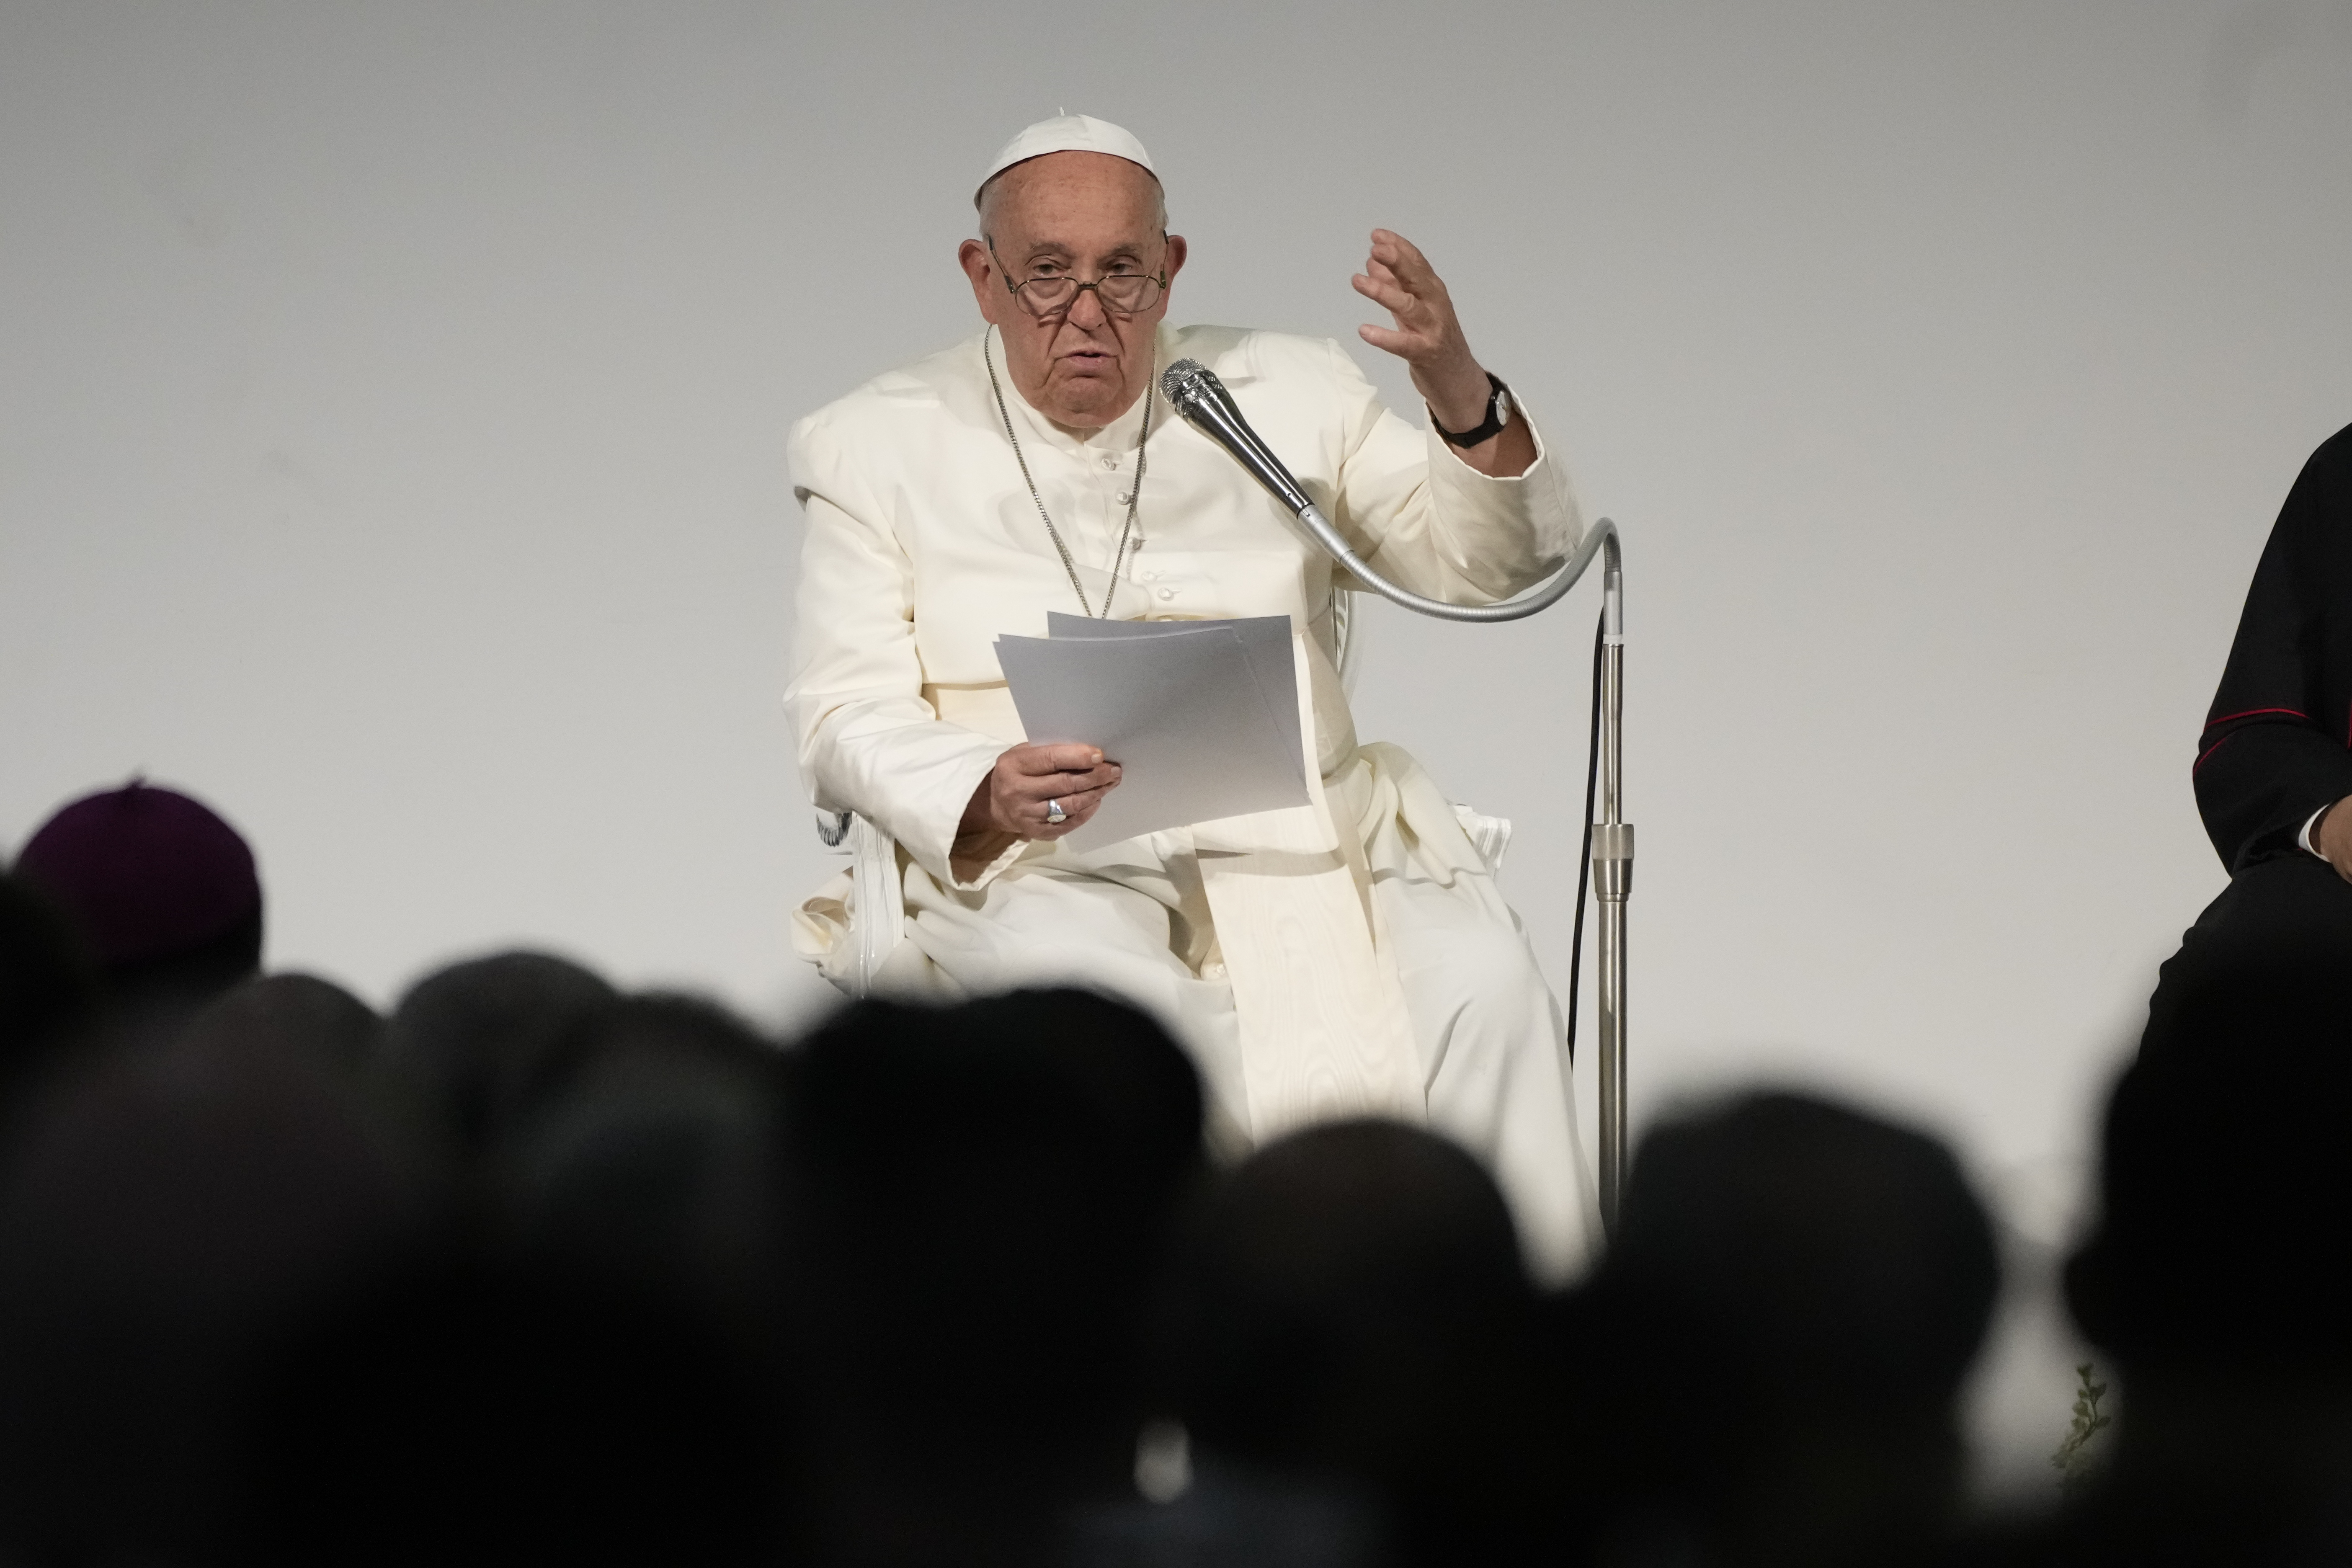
[0,1029,437,1566]
[1950,944,2352,1566]
[1153,1118,1539,1563]
[181,972,384,1081]
[1564,1091,1998,1568]
[383,950,616,1162]
[2070,950,2352,1376]
[1160,1118,1531,1472]
[496,992,787,1343]
[1607,1091,1998,1417]
[0,874,100,1095]
[784,989,1203,1474]
[11,781,263,1032]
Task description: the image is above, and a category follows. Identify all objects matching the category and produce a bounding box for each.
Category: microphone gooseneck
[1159,353,1632,1233]
[1157,358,1616,627]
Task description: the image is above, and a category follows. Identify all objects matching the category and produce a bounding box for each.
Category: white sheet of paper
[996,620,1310,852]
[1042,613,1305,782]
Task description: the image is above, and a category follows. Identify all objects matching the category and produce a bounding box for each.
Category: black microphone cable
[1563,608,1604,1066]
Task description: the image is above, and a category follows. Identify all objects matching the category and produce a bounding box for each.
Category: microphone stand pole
[1300,505,1633,1234]
[1592,558,1632,1235]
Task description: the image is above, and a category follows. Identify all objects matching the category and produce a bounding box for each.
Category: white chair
[810,805,908,999]
[805,601,1511,1000]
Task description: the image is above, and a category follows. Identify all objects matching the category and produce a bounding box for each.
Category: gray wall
[7,0,2351,1489]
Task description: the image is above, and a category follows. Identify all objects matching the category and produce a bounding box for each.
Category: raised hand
[1352,229,1492,431]
[1351,229,1536,477]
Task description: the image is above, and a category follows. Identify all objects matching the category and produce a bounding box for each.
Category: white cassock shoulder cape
[786,321,1585,1147]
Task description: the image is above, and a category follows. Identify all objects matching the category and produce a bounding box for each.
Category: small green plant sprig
[2050,1362,2112,1495]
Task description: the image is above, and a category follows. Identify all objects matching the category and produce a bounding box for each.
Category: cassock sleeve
[785,412,1013,890]
[2195,424,2352,874]
[1314,339,1584,603]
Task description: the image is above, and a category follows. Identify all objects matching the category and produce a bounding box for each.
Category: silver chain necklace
[983,325,1153,619]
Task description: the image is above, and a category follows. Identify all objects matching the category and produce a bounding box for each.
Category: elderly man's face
[959,152,1187,430]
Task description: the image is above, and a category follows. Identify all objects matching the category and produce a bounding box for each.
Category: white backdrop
[6,0,2352,1491]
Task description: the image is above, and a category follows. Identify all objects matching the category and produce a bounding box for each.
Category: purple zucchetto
[12,781,261,971]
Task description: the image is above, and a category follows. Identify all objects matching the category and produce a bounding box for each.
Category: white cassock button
[1100,454,1118,469]
[1142,568,1161,580]
[1202,961,1228,980]
[1156,587,1175,601]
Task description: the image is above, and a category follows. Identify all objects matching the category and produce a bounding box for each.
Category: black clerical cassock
[2196,423,2352,873]
[2146,423,2352,1032]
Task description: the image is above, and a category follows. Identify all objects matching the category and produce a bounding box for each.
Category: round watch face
[1494,387,1513,429]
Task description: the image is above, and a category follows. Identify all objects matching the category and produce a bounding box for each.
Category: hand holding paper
[995,616,1311,852]
[958,741,1124,843]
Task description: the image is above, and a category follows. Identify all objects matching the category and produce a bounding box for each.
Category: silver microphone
[1160,358,1316,517]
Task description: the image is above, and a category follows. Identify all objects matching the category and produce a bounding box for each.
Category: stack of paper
[994,614,1310,852]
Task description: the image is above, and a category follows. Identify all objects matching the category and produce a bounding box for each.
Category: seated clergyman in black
[2180,423,2352,983]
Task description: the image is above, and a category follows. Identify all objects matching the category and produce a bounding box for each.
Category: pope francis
[786,114,1597,1274]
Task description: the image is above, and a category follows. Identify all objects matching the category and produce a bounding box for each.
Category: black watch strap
[1432,372,1511,448]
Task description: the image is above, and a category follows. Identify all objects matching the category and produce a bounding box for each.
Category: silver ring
[1045,798,1067,825]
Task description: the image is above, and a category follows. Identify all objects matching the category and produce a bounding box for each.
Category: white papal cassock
[786,320,1599,1275]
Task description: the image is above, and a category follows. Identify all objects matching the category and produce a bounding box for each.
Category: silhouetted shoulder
[2275,420,2352,544]
[2303,420,2352,482]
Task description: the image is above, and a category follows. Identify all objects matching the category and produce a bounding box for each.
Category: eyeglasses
[988,237,1168,319]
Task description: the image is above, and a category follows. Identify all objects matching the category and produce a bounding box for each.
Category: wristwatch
[1432,372,1513,448]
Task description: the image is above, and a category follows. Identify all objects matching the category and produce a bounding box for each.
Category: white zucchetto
[975,113,1157,205]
